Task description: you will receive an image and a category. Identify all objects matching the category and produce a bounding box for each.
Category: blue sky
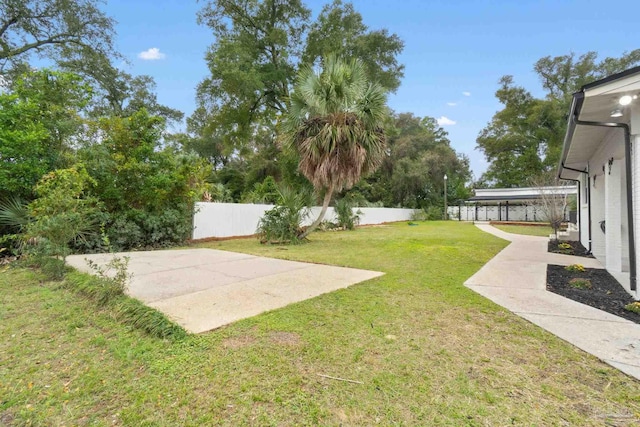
[105,0,640,179]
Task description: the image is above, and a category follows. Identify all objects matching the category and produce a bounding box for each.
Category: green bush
[624,301,640,314]
[24,166,103,279]
[565,264,585,273]
[257,185,310,244]
[424,206,444,220]
[410,209,427,221]
[242,176,280,204]
[257,206,305,244]
[334,198,362,230]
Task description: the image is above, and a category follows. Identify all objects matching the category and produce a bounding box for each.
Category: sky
[103,0,640,179]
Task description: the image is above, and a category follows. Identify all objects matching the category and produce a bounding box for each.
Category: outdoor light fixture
[611,108,624,118]
[619,95,633,106]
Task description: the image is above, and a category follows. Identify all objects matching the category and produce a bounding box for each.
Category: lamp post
[443,174,448,220]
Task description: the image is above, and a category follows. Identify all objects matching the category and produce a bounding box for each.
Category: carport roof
[467,186,577,202]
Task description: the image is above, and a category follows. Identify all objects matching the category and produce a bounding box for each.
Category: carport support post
[506,201,509,221]
[498,202,502,221]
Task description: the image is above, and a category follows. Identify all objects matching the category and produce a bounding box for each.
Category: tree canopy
[477,50,640,187]
[194,0,404,153]
[0,0,116,67]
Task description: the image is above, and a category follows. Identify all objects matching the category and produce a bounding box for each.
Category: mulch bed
[546,264,640,324]
[548,240,594,258]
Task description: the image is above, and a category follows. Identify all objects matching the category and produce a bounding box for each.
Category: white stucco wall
[585,129,626,267]
[192,203,417,239]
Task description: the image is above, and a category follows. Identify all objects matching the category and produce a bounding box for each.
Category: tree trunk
[300,186,334,239]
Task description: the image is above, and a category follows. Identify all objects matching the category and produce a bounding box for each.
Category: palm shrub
[257,185,311,244]
[334,198,362,230]
[0,196,30,256]
[282,54,389,238]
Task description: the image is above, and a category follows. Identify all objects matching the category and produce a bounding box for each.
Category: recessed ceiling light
[611,108,624,118]
[619,95,633,105]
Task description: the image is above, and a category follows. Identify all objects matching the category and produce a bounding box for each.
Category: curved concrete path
[67,249,383,334]
[465,224,640,380]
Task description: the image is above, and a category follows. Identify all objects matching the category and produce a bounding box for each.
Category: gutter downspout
[570,113,636,292]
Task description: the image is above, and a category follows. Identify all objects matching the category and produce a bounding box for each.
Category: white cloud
[447,102,457,106]
[138,47,166,60]
[437,116,456,126]
[462,91,471,97]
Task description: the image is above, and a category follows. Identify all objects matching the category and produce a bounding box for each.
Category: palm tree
[282,55,388,238]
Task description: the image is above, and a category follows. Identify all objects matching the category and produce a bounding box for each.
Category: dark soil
[546,264,640,324]
[547,240,594,258]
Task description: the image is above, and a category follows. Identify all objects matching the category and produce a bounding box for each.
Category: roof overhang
[468,186,577,203]
[558,66,640,180]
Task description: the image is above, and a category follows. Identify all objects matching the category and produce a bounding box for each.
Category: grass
[2,222,640,425]
[493,223,554,237]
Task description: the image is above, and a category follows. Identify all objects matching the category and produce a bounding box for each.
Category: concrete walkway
[465,224,640,380]
[67,249,383,333]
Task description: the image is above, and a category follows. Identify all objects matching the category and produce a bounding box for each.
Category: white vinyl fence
[192,202,417,239]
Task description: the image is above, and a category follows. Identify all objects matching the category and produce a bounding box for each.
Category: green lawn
[2,222,639,425]
[493,223,554,237]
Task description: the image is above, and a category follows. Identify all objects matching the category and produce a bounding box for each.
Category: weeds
[84,255,131,305]
[568,277,592,289]
[64,270,186,340]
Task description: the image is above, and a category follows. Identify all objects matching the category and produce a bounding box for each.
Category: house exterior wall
[585,129,626,271]
[631,105,640,295]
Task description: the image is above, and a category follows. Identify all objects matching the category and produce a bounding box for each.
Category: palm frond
[0,196,30,229]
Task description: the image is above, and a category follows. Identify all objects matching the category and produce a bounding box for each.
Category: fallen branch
[317,374,363,384]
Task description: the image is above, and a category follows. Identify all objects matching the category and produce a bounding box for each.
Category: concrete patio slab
[67,248,383,333]
[465,224,640,381]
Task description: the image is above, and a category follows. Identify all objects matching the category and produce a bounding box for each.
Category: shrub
[24,166,103,279]
[106,206,192,251]
[568,278,592,289]
[242,176,280,204]
[257,206,305,244]
[556,241,574,255]
[624,301,640,314]
[334,198,362,230]
[410,209,427,221]
[564,264,585,273]
[257,185,310,244]
[84,255,131,305]
[424,206,444,221]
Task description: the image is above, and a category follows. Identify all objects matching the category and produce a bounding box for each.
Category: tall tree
[194,0,404,156]
[352,113,471,208]
[477,50,640,187]
[0,0,116,68]
[0,69,90,200]
[196,0,310,149]
[303,0,404,92]
[60,52,183,124]
[282,55,388,238]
